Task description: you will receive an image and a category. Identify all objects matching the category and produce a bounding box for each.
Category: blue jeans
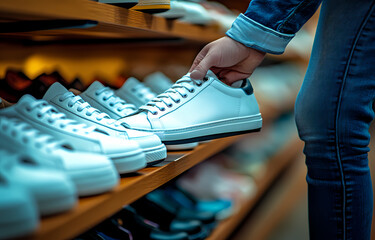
[295,0,375,239]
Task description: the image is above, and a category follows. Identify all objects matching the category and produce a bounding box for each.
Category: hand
[189,36,266,85]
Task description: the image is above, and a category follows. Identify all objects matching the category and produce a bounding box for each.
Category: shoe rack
[0,1,309,239]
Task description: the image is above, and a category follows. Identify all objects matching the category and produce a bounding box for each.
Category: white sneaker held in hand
[118,71,262,144]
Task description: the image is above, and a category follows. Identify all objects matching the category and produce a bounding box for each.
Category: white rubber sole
[142,144,167,165]
[38,191,77,216]
[69,164,120,196]
[166,142,198,151]
[135,114,262,144]
[107,149,147,174]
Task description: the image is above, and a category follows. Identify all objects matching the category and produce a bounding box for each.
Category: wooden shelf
[207,135,304,240]
[0,0,223,42]
[23,136,240,240]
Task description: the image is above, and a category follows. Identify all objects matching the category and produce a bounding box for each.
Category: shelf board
[0,0,223,42]
[207,135,304,240]
[23,135,240,240]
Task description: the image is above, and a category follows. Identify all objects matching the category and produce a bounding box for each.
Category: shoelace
[140,75,206,115]
[26,99,95,134]
[132,83,157,101]
[59,92,120,126]
[0,118,65,168]
[95,87,136,114]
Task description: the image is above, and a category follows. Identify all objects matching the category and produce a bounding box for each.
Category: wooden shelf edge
[24,135,240,240]
[0,0,224,42]
[207,135,303,240]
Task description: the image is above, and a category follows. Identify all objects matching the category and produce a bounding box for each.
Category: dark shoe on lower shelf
[113,206,190,240]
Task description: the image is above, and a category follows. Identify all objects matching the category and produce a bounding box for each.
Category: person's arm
[190,0,322,83]
[228,0,322,54]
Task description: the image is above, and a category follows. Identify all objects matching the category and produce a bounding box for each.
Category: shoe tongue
[122,77,141,89]
[18,94,37,104]
[43,82,69,101]
[83,81,105,95]
[206,70,218,79]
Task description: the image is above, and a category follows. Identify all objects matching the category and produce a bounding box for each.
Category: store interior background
[1,1,375,239]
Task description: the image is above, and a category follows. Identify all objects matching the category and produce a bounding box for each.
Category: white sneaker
[80,81,137,119]
[144,72,174,95]
[0,116,119,196]
[0,95,146,174]
[145,73,200,150]
[113,78,198,150]
[0,149,77,216]
[0,161,38,239]
[44,82,167,165]
[115,77,157,108]
[118,71,262,144]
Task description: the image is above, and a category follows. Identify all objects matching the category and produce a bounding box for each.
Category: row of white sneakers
[0,70,262,238]
[0,82,168,238]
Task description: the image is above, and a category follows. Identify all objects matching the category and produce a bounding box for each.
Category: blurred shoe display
[119,71,262,144]
[155,0,187,19]
[176,1,212,25]
[0,115,119,196]
[112,206,190,240]
[0,149,77,216]
[131,196,209,240]
[43,82,166,166]
[163,185,234,220]
[144,72,174,95]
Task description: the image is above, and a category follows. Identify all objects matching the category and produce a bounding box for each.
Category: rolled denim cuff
[226,14,295,55]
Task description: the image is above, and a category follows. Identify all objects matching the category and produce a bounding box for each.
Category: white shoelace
[0,118,65,168]
[140,75,205,115]
[95,87,136,114]
[26,99,95,134]
[59,92,120,127]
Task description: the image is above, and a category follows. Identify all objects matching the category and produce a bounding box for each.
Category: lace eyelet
[189,89,195,93]
[197,82,202,87]
[167,104,173,108]
[25,107,32,112]
[77,108,83,112]
[109,103,114,107]
[203,77,209,81]
[161,108,166,111]
[37,113,42,118]
[60,124,66,128]
[73,128,78,132]
[152,112,158,115]
[95,92,99,96]
[182,94,188,98]
[58,97,63,102]
[175,99,181,103]
[68,104,73,108]
[117,108,122,112]
[11,130,17,137]
[48,119,54,124]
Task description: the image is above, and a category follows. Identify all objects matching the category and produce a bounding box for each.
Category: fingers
[220,71,252,86]
[189,45,209,73]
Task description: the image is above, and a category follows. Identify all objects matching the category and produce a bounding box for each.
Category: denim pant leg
[295,0,375,239]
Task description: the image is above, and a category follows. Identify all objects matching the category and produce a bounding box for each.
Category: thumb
[190,57,215,80]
